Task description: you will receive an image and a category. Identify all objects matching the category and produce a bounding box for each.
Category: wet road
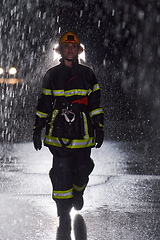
[0,140,160,240]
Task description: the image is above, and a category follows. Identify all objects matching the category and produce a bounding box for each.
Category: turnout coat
[34,60,104,149]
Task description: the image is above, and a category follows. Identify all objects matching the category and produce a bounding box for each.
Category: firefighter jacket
[34,60,104,149]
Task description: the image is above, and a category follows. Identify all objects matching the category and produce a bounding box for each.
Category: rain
[0,1,160,239]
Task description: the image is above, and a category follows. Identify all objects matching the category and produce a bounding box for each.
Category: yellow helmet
[55,31,83,55]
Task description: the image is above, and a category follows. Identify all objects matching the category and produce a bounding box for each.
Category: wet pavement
[0,140,160,240]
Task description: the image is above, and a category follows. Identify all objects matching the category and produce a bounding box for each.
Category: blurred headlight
[0,67,4,74]
[9,67,17,75]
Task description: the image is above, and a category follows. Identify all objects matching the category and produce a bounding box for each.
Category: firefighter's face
[61,43,78,60]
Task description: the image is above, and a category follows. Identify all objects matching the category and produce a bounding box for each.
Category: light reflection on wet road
[0,140,160,240]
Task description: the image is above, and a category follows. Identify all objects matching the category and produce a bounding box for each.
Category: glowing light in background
[0,78,22,84]
[0,67,4,74]
[9,67,17,75]
[53,44,60,61]
[79,44,85,62]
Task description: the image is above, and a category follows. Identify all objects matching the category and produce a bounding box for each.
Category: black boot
[73,190,84,211]
[56,199,72,240]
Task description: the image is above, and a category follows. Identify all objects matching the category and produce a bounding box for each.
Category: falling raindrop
[98,20,101,28]
[80,10,83,17]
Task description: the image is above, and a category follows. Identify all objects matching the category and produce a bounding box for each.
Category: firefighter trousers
[49,146,94,216]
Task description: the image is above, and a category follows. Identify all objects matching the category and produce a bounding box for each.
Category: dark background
[0,0,160,143]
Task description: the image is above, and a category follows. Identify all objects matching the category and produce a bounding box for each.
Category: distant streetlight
[0,67,4,75]
[9,67,17,75]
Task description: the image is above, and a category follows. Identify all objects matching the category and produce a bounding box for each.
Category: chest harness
[53,97,88,147]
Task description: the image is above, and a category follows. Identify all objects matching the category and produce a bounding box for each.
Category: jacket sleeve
[34,70,55,131]
[88,68,104,128]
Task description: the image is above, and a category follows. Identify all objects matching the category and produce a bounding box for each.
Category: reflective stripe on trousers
[52,188,73,199]
[52,184,86,199]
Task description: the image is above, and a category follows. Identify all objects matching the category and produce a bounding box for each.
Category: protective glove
[33,130,42,151]
[95,126,104,148]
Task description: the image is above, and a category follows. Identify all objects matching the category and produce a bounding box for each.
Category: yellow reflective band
[52,188,73,199]
[82,112,89,139]
[41,85,99,97]
[93,83,100,92]
[48,110,59,136]
[90,108,104,118]
[36,110,48,118]
[41,88,52,95]
[65,89,88,97]
[73,184,86,192]
[44,136,95,148]
[52,89,64,96]
[87,88,92,95]
[52,89,89,97]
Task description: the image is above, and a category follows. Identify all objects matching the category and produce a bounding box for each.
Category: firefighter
[33,31,104,237]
